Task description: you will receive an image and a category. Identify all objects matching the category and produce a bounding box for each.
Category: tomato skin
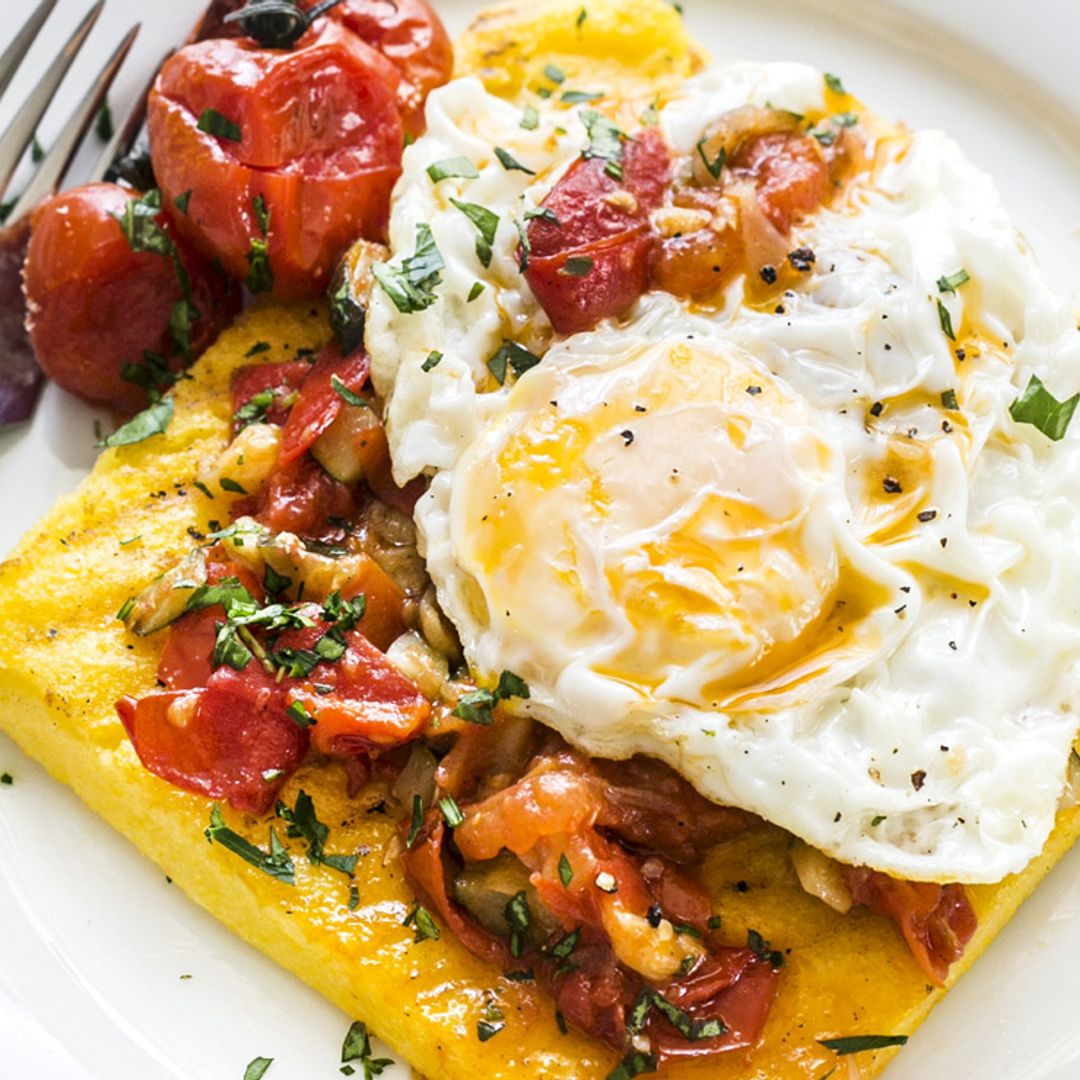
[274,614,429,754]
[23,182,239,411]
[148,21,404,299]
[233,455,355,540]
[843,867,977,986]
[279,345,371,463]
[308,0,453,137]
[524,129,671,335]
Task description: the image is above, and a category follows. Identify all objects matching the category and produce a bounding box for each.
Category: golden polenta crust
[1,300,1079,1079]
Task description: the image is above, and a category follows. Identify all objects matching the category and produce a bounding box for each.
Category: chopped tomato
[280,345,372,463]
[230,359,313,432]
[116,659,303,815]
[23,182,238,411]
[843,867,977,986]
[729,131,828,234]
[524,128,671,335]
[335,554,407,651]
[148,21,404,298]
[274,616,429,755]
[232,454,355,540]
[309,0,453,138]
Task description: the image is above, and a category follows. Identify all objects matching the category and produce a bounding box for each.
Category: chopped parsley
[403,903,440,941]
[276,789,358,875]
[421,350,443,371]
[580,110,626,180]
[113,189,172,257]
[494,146,536,175]
[818,1034,909,1055]
[940,388,959,410]
[628,988,727,1041]
[1009,374,1080,442]
[559,255,593,277]
[219,477,247,494]
[197,108,242,141]
[372,223,445,314]
[426,156,479,183]
[747,928,785,968]
[246,238,274,294]
[331,375,366,407]
[937,268,970,294]
[696,139,724,179]
[487,341,542,386]
[558,852,573,886]
[450,197,499,268]
[451,667,531,722]
[205,804,295,885]
[243,1058,273,1080]
[341,1020,394,1077]
[438,795,465,827]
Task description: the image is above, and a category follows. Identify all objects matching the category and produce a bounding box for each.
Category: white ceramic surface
[2,1,1079,1077]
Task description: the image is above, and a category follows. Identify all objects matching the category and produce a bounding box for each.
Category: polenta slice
[1,301,1079,1079]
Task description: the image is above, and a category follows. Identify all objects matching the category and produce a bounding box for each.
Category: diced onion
[790,840,853,914]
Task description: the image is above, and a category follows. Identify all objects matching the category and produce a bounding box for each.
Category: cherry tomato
[729,130,829,234]
[232,454,356,540]
[524,128,671,335]
[147,20,404,299]
[309,0,453,137]
[23,182,239,411]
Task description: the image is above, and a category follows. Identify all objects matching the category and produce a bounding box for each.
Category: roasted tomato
[232,454,356,540]
[523,127,671,335]
[843,866,977,986]
[147,20,404,298]
[309,0,453,137]
[23,182,239,411]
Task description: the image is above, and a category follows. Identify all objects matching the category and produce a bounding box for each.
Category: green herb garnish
[818,1034,909,1055]
[372,224,445,314]
[205,804,295,885]
[427,156,479,183]
[1009,374,1080,441]
[97,399,174,449]
[197,108,242,141]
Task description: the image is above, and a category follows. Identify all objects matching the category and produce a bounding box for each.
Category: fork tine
[8,23,140,224]
[88,45,166,186]
[0,0,60,102]
[0,0,105,197]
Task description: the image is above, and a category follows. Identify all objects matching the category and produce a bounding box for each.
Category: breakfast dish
[2,0,1080,1077]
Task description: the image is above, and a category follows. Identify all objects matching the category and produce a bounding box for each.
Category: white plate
[2,1,1080,1077]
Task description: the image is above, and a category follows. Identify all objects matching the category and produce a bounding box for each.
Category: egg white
[367,64,1080,884]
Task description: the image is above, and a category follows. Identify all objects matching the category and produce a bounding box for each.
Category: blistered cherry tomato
[147,20,404,299]
[524,128,671,335]
[309,0,452,137]
[23,182,238,411]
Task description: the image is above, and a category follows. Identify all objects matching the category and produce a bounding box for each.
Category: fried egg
[366,62,1080,884]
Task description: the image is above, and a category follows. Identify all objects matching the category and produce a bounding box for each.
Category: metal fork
[0,0,142,226]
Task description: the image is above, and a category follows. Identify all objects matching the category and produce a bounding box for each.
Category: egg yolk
[451,338,891,708]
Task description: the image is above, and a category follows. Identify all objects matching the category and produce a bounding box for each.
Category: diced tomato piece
[274,617,429,754]
[280,345,372,463]
[308,0,453,138]
[230,360,313,432]
[400,816,513,966]
[116,673,305,815]
[148,21,404,298]
[729,131,828,234]
[23,182,239,411]
[232,454,355,540]
[843,867,977,986]
[524,128,671,335]
[336,555,407,652]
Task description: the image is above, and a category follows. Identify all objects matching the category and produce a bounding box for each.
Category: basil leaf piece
[406,793,424,847]
[175,189,192,215]
[605,1051,658,1080]
[824,72,846,94]
[205,805,295,885]
[450,197,500,269]
[1009,374,1080,441]
[495,146,536,174]
[252,194,270,236]
[487,341,542,385]
[427,156,479,183]
[467,282,484,302]
[940,388,959,410]
[243,1057,273,1080]
[477,1019,504,1042]
[496,669,530,700]
[113,189,171,257]
[403,903,441,941]
[452,687,497,724]
[561,90,603,104]
[438,795,465,827]
[696,139,725,180]
[520,105,540,130]
[543,64,566,84]
[560,255,593,277]
[330,274,365,355]
[372,224,445,313]
[197,108,242,142]
[558,852,573,886]
[818,1034,909,1055]
[341,1019,393,1075]
[581,110,625,178]
[421,350,443,371]
[97,398,174,448]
